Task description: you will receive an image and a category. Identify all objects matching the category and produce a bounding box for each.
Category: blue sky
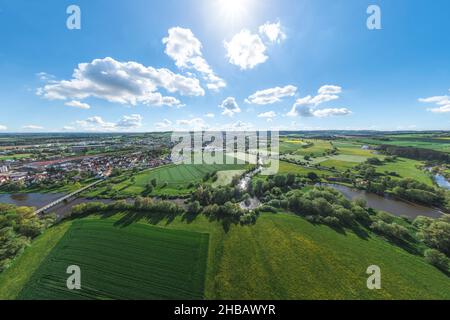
[0,0,449,132]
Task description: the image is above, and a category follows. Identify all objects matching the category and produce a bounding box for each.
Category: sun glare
[217,0,253,24]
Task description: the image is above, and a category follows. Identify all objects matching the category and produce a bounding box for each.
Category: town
[0,133,172,192]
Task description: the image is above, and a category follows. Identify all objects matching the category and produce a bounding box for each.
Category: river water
[434,173,450,190]
[0,193,66,208]
[326,184,443,219]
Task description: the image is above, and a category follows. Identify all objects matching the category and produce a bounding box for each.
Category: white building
[0,165,8,173]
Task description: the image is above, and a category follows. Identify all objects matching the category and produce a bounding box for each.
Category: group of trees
[413,214,450,272]
[339,160,449,210]
[378,145,450,162]
[71,197,185,218]
[248,182,449,273]
[283,187,370,228]
[0,204,54,272]
[248,173,300,199]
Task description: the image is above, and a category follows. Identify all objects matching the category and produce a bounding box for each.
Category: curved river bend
[326,184,443,219]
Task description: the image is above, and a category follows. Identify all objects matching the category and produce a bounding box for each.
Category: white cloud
[258,111,277,118]
[418,94,450,113]
[318,85,342,95]
[37,57,204,107]
[155,119,173,130]
[205,113,215,118]
[0,125,7,130]
[36,72,55,82]
[74,114,143,131]
[287,85,351,118]
[115,114,143,128]
[62,126,76,131]
[176,117,209,130]
[310,108,352,118]
[246,85,297,105]
[259,21,286,43]
[23,125,44,130]
[221,121,254,131]
[224,30,267,70]
[65,100,91,109]
[219,97,241,117]
[163,27,226,91]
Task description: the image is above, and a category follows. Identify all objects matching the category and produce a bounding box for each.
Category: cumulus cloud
[23,125,44,130]
[259,21,286,43]
[419,93,450,113]
[205,113,215,118]
[163,27,226,91]
[225,21,286,70]
[176,118,209,130]
[36,72,55,82]
[0,125,7,130]
[287,85,351,118]
[246,85,297,105]
[115,114,143,128]
[65,100,90,109]
[155,119,173,130]
[258,111,277,118]
[37,57,204,108]
[224,30,268,70]
[75,114,143,131]
[318,85,342,95]
[221,121,254,131]
[219,97,241,117]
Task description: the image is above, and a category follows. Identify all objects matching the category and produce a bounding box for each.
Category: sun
[217,0,254,23]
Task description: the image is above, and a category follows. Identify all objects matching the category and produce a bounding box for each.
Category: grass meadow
[15,218,209,300]
[2,212,449,300]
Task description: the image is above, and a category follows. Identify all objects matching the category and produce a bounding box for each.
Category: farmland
[85,163,248,197]
[355,134,450,153]
[1,131,449,301]
[280,139,333,156]
[212,170,246,188]
[0,153,33,161]
[375,158,433,186]
[15,218,209,300]
[2,212,449,300]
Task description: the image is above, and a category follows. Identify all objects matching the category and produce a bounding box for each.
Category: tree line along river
[0,173,448,220]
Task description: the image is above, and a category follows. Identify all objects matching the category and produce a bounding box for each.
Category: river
[0,193,66,208]
[434,173,450,190]
[326,184,443,219]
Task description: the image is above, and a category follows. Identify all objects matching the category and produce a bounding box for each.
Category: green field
[2,212,449,300]
[356,136,450,153]
[0,153,33,161]
[280,139,333,156]
[0,223,71,299]
[375,158,433,186]
[279,161,334,177]
[16,218,209,300]
[86,163,248,197]
[320,159,359,170]
[212,170,246,188]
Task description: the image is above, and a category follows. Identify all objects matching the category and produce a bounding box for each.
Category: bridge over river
[34,179,105,215]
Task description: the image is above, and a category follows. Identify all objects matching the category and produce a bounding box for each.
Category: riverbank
[326,184,443,219]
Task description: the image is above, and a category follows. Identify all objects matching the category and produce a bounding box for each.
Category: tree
[187,201,201,215]
[307,172,319,182]
[421,220,450,256]
[424,249,449,272]
[366,157,382,165]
